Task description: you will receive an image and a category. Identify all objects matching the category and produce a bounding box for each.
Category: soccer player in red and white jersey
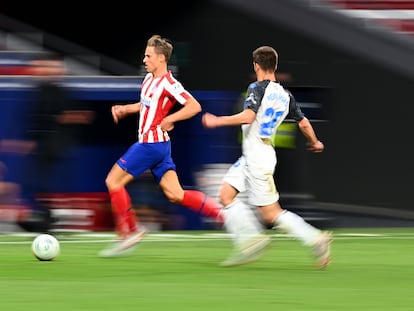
[99,35,223,257]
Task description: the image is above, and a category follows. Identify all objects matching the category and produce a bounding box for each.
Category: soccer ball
[31,234,60,261]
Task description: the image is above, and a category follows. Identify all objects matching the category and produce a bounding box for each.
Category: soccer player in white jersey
[99,35,223,257]
[202,45,332,269]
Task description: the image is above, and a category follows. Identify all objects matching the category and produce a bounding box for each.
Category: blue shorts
[116,141,176,183]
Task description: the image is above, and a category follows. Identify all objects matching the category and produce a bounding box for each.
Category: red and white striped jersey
[137,71,192,143]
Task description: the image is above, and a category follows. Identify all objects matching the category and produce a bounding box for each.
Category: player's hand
[111,105,122,124]
[307,140,324,153]
[160,117,174,131]
[202,112,219,128]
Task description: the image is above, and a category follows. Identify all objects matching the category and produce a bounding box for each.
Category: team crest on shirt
[151,84,159,94]
[141,97,151,108]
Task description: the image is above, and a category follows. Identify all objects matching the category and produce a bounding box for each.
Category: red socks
[126,208,138,233]
[109,187,138,238]
[181,190,223,223]
[109,188,223,236]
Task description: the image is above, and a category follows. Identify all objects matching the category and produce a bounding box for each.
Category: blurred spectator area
[0,51,33,75]
[211,0,414,83]
[324,0,414,37]
[0,14,139,76]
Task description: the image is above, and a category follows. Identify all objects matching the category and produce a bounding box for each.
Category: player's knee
[218,182,237,207]
[260,213,275,225]
[260,203,283,225]
[104,176,112,189]
[218,194,232,207]
[164,191,181,204]
[105,175,119,191]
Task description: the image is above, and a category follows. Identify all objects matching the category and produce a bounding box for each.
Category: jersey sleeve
[286,90,305,122]
[165,79,192,105]
[244,81,267,113]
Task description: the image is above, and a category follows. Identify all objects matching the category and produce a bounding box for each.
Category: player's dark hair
[252,46,278,72]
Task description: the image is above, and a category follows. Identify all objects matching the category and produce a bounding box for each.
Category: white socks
[223,202,321,247]
[223,199,264,245]
[275,210,320,246]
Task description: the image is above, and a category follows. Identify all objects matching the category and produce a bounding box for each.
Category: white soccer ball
[31,234,60,261]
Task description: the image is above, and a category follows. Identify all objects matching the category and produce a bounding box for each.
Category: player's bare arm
[111,102,141,124]
[297,117,324,153]
[202,108,255,128]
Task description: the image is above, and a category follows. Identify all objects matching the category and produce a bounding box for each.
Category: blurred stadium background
[2,0,414,233]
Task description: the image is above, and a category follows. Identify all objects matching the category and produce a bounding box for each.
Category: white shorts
[223,156,279,206]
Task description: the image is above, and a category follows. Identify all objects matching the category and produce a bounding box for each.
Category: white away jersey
[241,80,290,157]
[138,71,192,143]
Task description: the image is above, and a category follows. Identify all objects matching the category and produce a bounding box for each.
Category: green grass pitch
[1,228,414,311]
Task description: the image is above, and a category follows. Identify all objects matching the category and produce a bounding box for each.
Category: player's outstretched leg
[220,200,270,267]
[220,233,271,267]
[99,187,146,258]
[274,210,333,269]
[98,228,147,258]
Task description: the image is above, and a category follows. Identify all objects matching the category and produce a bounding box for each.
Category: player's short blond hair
[147,35,173,62]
